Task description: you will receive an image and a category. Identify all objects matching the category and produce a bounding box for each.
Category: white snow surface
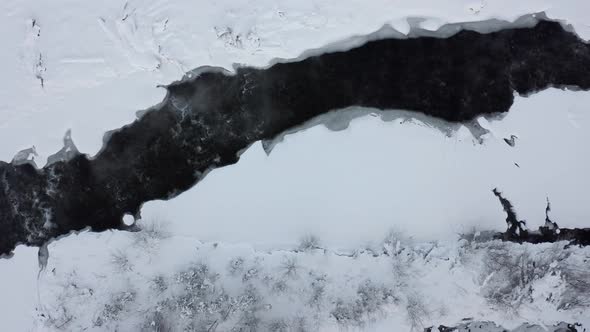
[1,0,590,330]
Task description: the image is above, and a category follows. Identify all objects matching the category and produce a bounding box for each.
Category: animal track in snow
[97,2,184,73]
[35,54,46,88]
[214,26,261,53]
[468,1,487,15]
[21,18,45,88]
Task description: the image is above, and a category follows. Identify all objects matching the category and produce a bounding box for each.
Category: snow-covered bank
[33,225,589,331]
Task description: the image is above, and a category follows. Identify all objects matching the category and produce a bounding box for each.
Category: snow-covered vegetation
[33,223,589,331]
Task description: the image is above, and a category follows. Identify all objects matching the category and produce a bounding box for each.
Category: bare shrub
[45,304,73,330]
[231,285,263,331]
[267,318,289,332]
[94,291,136,327]
[242,267,259,283]
[45,272,93,329]
[235,310,261,332]
[271,279,288,294]
[405,292,428,331]
[558,264,590,310]
[143,310,173,332]
[382,229,411,256]
[280,256,299,278]
[392,256,410,282]
[331,299,359,326]
[291,316,310,332]
[166,264,266,331]
[480,243,566,312]
[151,275,167,293]
[308,273,327,308]
[110,250,133,272]
[135,218,170,249]
[298,234,321,252]
[481,245,537,311]
[174,263,221,318]
[177,263,218,292]
[331,280,396,327]
[357,280,397,313]
[228,257,245,276]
